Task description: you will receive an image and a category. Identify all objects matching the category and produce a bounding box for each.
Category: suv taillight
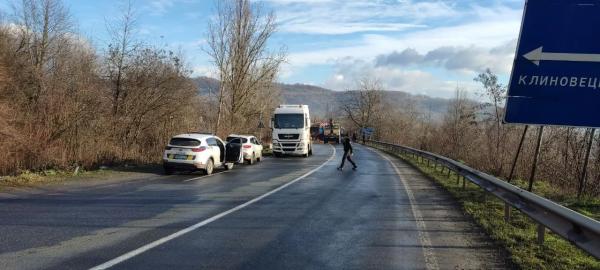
[192,146,207,152]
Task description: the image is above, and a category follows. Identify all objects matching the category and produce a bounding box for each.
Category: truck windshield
[274,114,304,129]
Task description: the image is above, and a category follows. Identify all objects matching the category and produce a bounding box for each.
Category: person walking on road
[338,137,357,171]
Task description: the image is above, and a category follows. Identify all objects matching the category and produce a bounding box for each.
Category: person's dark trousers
[340,151,357,169]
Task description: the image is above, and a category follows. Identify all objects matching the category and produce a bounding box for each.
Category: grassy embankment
[379,147,600,270]
[0,166,156,191]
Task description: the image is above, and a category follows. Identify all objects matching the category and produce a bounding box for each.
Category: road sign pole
[578,128,596,198]
[508,125,529,183]
[528,126,545,192]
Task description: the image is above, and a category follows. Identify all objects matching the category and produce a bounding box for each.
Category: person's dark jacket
[342,138,353,153]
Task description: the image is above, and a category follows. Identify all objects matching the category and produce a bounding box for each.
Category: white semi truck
[271,105,313,157]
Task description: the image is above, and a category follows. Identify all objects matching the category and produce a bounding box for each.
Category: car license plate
[174,154,188,160]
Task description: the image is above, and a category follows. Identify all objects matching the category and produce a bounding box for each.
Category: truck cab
[323,123,342,144]
[271,105,312,157]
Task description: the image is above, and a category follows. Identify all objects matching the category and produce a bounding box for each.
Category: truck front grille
[278,134,299,140]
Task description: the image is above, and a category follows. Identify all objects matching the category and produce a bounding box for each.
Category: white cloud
[281,22,425,35]
[273,0,458,35]
[146,0,194,16]
[375,39,518,74]
[322,57,478,98]
[280,3,523,97]
[148,0,176,15]
[192,65,216,78]
[258,0,334,3]
[286,4,521,68]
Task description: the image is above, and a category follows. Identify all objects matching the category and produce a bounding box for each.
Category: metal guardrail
[367,140,600,259]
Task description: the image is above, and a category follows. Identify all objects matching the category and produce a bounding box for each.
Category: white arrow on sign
[524,46,600,66]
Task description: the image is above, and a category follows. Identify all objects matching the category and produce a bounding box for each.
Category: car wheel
[308,145,313,156]
[247,154,255,165]
[257,154,261,162]
[205,159,214,175]
[274,152,282,158]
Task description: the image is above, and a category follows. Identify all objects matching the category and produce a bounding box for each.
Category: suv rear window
[169,138,201,147]
[226,137,248,143]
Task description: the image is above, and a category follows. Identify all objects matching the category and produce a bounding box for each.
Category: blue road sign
[505,0,600,128]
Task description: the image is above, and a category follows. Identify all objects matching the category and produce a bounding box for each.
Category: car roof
[171,133,219,141]
[227,134,254,138]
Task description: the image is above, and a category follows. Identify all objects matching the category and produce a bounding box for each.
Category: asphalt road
[0,144,510,270]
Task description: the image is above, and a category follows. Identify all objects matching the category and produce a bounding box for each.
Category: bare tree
[0,0,208,175]
[206,0,286,135]
[13,0,72,105]
[441,87,475,158]
[105,0,138,115]
[475,69,508,174]
[341,77,383,136]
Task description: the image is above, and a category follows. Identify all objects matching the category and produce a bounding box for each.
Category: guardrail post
[537,224,545,245]
[504,203,511,222]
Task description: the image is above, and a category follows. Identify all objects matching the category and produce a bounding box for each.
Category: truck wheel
[308,146,313,156]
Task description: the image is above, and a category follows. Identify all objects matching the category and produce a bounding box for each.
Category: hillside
[193,76,451,119]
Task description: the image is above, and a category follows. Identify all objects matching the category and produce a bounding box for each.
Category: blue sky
[1,0,526,98]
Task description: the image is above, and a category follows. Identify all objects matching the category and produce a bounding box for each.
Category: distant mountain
[194,76,220,97]
[193,76,451,119]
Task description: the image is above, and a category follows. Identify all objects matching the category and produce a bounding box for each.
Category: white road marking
[89,145,336,270]
[371,148,440,270]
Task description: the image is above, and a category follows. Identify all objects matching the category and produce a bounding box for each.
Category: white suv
[163,133,240,175]
[226,134,263,165]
